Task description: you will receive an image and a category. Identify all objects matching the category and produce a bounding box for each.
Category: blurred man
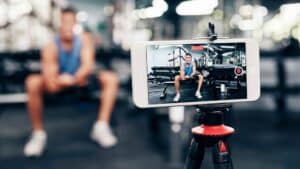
[24,7,119,157]
[173,53,204,102]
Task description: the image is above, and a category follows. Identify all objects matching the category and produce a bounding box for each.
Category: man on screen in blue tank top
[24,7,119,157]
[173,53,204,102]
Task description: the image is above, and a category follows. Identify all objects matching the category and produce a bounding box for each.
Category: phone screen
[146,43,247,104]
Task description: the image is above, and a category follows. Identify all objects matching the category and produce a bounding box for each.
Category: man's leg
[97,71,119,122]
[174,75,181,102]
[195,75,204,99]
[24,74,62,157]
[197,75,204,92]
[25,75,44,131]
[91,71,119,148]
[24,74,48,157]
[26,74,61,131]
[175,75,181,94]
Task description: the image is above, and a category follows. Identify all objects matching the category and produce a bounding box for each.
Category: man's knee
[45,85,61,94]
[98,71,120,87]
[26,75,43,93]
[198,75,204,80]
[175,75,180,81]
[43,80,61,94]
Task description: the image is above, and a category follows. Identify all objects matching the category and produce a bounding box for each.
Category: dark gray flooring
[148,83,247,104]
[0,101,300,169]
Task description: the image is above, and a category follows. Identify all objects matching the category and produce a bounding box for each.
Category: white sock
[32,130,47,137]
[94,121,109,130]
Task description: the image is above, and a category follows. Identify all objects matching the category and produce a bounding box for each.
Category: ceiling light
[176,0,218,16]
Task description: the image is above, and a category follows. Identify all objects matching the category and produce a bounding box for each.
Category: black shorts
[84,74,100,89]
[190,72,203,80]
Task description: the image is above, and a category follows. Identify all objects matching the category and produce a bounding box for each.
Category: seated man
[173,53,204,102]
[24,7,119,157]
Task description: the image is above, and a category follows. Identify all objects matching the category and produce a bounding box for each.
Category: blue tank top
[55,35,82,75]
[184,63,193,76]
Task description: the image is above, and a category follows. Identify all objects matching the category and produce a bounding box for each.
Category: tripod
[183,105,234,169]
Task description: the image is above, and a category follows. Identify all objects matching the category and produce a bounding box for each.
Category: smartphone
[131,38,260,108]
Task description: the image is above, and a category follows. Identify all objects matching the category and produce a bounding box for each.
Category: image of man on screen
[173,53,204,102]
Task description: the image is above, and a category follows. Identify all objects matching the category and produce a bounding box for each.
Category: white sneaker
[24,130,47,157]
[91,121,118,148]
[195,91,202,99]
[173,93,181,102]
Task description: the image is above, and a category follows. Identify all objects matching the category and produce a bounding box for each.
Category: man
[173,53,204,102]
[24,7,119,157]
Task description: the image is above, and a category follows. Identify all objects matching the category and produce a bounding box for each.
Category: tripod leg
[212,140,233,169]
[184,138,205,169]
[160,84,168,99]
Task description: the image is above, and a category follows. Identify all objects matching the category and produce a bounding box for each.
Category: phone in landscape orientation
[131,39,260,108]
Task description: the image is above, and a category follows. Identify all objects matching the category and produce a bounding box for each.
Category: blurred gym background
[0,0,300,169]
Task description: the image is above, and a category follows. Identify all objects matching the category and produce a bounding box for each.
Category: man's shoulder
[42,41,57,53]
[47,41,57,48]
[80,32,92,41]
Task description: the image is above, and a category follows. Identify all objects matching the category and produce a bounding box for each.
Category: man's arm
[180,64,185,80]
[41,42,59,87]
[191,62,197,76]
[75,32,96,85]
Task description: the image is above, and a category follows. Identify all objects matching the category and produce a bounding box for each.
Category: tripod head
[208,22,218,42]
[196,104,231,113]
[193,104,234,147]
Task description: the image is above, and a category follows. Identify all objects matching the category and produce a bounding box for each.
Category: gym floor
[148,82,247,104]
[0,101,299,169]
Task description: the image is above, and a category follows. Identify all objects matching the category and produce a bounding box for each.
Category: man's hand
[185,75,190,79]
[75,70,89,86]
[58,74,75,87]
